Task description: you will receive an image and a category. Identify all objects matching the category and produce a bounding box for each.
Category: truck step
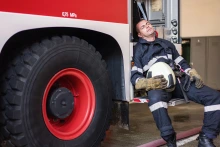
[168,98,187,106]
[132,97,187,106]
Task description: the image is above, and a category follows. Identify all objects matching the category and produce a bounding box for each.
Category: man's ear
[138,33,142,38]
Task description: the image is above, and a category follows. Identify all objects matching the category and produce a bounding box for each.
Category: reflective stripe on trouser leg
[149,102,168,112]
[203,104,220,139]
[181,78,220,139]
[148,90,174,138]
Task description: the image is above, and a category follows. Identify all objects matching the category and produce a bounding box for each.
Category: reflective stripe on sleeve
[184,68,191,75]
[149,101,168,112]
[168,54,172,59]
[204,104,220,112]
[132,66,143,73]
[174,56,184,64]
[135,77,140,84]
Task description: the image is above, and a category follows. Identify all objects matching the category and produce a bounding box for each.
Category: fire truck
[0,0,181,146]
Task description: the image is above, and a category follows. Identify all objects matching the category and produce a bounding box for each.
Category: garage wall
[190,38,206,84]
[206,37,220,89]
[190,37,220,90]
[180,0,220,37]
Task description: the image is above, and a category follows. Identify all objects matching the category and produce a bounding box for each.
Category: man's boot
[197,132,216,147]
[163,133,177,147]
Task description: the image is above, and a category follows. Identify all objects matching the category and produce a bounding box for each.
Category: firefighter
[131,19,220,147]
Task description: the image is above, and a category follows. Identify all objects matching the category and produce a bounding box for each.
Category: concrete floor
[101,102,220,147]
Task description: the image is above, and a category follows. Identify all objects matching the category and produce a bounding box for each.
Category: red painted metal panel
[0,0,128,24]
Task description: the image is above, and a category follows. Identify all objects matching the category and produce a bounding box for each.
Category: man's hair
[136,19,146,33]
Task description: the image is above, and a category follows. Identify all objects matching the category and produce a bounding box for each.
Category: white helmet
[146,62,176,92]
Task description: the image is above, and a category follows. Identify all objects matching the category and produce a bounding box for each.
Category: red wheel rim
[42,68,95,140]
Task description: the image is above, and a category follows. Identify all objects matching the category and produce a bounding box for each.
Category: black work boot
[163,133,177,147]
[197,132,216,147]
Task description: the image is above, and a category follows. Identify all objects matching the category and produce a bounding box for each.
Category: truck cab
[0,0,182,146]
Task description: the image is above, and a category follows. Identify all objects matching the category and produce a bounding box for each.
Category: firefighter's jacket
[131,37,191,85]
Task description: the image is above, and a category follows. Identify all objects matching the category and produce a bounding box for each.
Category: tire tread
[0,35,110,147]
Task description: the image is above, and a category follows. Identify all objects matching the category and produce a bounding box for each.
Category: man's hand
[135,75,168,91]
[188,69,203,88]
[146,75,168,91]
[135,78,148,90]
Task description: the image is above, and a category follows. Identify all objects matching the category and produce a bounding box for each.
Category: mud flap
[111,101,129,130]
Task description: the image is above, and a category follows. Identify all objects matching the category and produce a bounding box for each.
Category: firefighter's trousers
[147,77,220,140]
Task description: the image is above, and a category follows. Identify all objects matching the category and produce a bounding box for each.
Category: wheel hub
[42,68,95,140]
[48,87,74,119]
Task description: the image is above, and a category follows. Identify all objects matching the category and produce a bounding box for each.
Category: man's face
[136,20,155,38]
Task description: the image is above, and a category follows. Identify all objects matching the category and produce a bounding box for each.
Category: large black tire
[0,36,112,147]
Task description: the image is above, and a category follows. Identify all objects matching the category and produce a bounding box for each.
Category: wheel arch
[0,27,126,101]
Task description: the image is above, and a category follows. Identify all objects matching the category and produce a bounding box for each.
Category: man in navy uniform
[131,19,220,147]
